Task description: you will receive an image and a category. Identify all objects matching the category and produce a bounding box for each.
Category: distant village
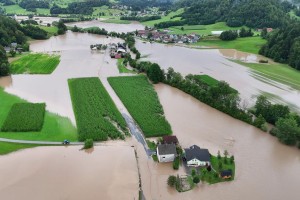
[136,29,201,44]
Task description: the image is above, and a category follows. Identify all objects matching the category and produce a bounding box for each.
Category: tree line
[120,15,161,22]
[119,0,173,11]
[220,28,254,41]
[19,0,49,12]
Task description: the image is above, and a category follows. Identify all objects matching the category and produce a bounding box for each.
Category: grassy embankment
[10,53,60,74]
[0,88,77,142]
[234,60,300,91]
[68,77,128,141]
[117,58,135,73]
[40,26,58,37]
[108,76,172,137]
[194,75,219,86]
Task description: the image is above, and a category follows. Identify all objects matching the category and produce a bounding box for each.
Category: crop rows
[1,103,46,132]
[10,53,60,74]
[68,77,127,141]
[108,76,172,137]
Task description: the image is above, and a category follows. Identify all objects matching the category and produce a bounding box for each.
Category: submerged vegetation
[10,53,60,74]
[1,103,45,132]
[108,76,172,137]
[68,77,127,141]
[0,142,37,155]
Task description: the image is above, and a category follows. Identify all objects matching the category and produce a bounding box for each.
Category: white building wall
[157,152,175,163]
[187,159,210,167]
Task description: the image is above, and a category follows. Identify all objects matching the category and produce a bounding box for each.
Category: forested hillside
[176,0,293,28]
[260,22,300,70]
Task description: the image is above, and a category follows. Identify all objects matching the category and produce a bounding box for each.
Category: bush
[167,175,177,187]
[173,157,180,170]
[83,139,93,149]
[220,30,238,41]
[193,176,200,184]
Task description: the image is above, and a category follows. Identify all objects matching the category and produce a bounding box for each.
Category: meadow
[142,8,184,27]
[117,58,135,73]
[1,103,45,132]
[68,77,127,141]
[10,53,60,74]
[108,76,172,137]
[194,75,219,86]
[235,60,300,91]
[0,88,77,142]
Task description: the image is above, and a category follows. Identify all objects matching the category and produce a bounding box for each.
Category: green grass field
[10,53,60,74]
[235,60,300,90]
[103,18,131,24]
[168,22,247,35]
[194,75,219,86]
[0,88,77,142]
[108,76,172,137]
[142,8,184,27]
[117,58,135,73]
[195,36,266,54]
[1,5,33,15]
[40,26,58,36]
[0,142,37,155]
[68,77,127,141]
[1,103,45,132]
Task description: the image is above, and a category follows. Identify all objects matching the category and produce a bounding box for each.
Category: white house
[157,144,177,163]
[184,145,210,167]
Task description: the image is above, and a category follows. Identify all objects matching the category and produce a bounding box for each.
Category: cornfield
[1,103,46,132]
[108,76,172,137]
[68,77,127,141]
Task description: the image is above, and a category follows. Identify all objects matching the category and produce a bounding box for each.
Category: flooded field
[0,144,139,200]
[136,40,300,112]
[1,31,123,123]
[67,20,145,33]
[134,84,300,200]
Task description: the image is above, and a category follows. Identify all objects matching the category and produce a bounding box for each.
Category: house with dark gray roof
[184,145,210,167]
[157,143,177,163]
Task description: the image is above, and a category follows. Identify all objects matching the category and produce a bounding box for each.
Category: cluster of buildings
[3,43,23,53]
[109,43,127,59]
[137,30,200,44]
[156,135,232,179]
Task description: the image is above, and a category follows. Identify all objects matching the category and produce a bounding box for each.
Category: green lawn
[200,155,235,184]
[195,36,266,54]
[0,88,77,142]
[117,59,135,73]
[68,77,128,141]
[0,142,38,155]
[10,53,60,74]
[142,8,184,27]
[235,60,300,90]
[108,76,172,137]
[194,75,219,86]
[92,5,122,17]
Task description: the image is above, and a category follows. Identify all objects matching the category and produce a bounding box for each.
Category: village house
[184,145,211,167]
[157,143,177,163]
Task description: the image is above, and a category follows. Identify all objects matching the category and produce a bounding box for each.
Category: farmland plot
[68,77,128,141]
[108,76,172,137]
[1,103,46,132]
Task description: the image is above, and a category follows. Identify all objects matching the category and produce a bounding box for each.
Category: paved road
[0,138,84,145]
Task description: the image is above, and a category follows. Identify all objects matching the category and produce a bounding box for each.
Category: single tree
[167,175,177,187]
[193,176,200,184]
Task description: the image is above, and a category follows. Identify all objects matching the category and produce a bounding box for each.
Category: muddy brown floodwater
[2,31,124,123]
[136,40,300,113]
[67,20,145,33]
[132,84,300,200]
[0,144,139,200]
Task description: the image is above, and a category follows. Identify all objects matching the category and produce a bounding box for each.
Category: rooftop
[162,135,178,144]
[157,144,177,155]
[184,145,210,162]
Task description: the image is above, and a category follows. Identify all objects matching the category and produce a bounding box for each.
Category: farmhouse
[184,145,210,167]
[220,170,233,179]
[211,31,224,36]
[157,144,177,163]
[162,135,178,145]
